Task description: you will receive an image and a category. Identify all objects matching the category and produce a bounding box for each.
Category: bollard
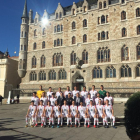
[7,91,11,104]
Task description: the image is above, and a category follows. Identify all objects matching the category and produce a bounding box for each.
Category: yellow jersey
[37,90,45,99]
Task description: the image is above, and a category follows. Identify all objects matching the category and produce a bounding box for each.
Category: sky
[0,0,80,57]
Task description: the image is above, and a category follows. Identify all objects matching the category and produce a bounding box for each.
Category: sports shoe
[70,125,72,127]
[25,124,28,127]
[112,125,117,129]
[87,125,90,128]
[94,125,96,128]
[57,125,60,128]
[41,124,43,127]
[52,125,54,128]
[34,124,38,127]
[43,125,46,128]
[84,125,86,128]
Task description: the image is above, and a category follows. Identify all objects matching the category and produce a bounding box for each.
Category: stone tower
[18,0,28,78]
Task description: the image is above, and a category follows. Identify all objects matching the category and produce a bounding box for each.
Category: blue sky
[0,0,80,56]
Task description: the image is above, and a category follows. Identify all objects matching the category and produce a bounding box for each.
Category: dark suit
[66,97,73,106]
[57,96,65,107]
[74,97,83,107]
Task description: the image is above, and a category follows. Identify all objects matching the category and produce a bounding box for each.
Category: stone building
[18,0,140,93]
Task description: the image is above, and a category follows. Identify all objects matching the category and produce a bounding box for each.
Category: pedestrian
[0,95,4,105]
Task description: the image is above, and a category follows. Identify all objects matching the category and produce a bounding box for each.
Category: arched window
[49,70,56,80]
[56,13,58,19]
[59,69,67,80]
[101,31,105,40]
[54,40,56,47]
[72,21,76,29]
[57,39,60,46]
[39,71,46,80]
[42,41,45,49]
[122,45,129,61]
[83,34,87,43]
[34,29,37,36]
[93,66,102,78]
[42,28,45,35]
[21,45,23,51]
[104,1,106,8]
[53,53,63,66]
[61,25,63,31]
[121,0,125,4]
[83,19,87,27]
[98,17,100,24]
[99,2,102,9]
[122,28,127,37]
[137,43,140,60]
[136,64,140,77]
[108,0,111,5]
[97,47,111,63]
[106,66,116,78]
[71,51,76,65]
[121,11,126,20]
[33,42,37,50]
[73,9,76,15]
[32,56,37,68]
[57,25,60,32]
[72,36,76,44]
[30,71,37,81]
[60,12,62,18]
[136,8,140,17]
[98,33,101,40]
[54,26,56,33]
[82,50,88,64]
[101,15,105,24]
[41,55,45,67]
[121,65,131,77]
[21,31,23,37]
[84,6,87,12]
[137,25,140,35]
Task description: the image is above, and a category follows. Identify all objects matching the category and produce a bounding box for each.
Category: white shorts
[71,112,76,117]
[54,113,60,118]
[98,113,103,118]
[106,113,113,119]
[80,114,85,119]
[46,114,51,118]
[89,113,95,118]
[62,113,68,117]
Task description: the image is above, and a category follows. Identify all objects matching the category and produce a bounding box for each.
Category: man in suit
[74,93,83,107]
[57,92,65,107]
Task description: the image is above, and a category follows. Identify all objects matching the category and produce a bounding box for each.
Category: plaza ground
[0,103,130,140]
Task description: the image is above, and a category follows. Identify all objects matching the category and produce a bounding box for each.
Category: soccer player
[85,93,92,106]
[103,100,116,128]
[64,86,72,99]
[31,92,39,106]
[53,100,61,128]
[87,100,97,128]
[70,100,78,127]
[44,101,54,128]
[40,92,48,106]
[96,99,106,127]
[78,101,87,127]
[37,85,45,99]
[89,85,97,102]
[35,100,45,127]
[72,86,79,99]
[95,93,103,105]
[56,87,62,99]
[25,101,36,127]
[104,92,114,106]
[50,93,57,107]
[47,87,53,100]
[61,100,70,127]
[80,86,88,106]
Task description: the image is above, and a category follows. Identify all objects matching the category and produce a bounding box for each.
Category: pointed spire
[21,0,28,18]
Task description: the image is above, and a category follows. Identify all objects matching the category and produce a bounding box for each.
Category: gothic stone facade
[18,0,140,93]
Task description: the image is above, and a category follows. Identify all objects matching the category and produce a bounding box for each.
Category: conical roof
[21,0,28,18]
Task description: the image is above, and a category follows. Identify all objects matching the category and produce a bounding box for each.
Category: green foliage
[124,92,140,138]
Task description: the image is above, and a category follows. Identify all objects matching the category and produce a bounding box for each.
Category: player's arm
[103,107,106,116]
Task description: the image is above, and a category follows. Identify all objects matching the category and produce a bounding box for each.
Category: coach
[74,93,83,107]
[57,92,65,106]
[66,93,73,106]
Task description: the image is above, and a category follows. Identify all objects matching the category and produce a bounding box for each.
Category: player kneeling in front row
[103,100,117,129]
[44,101,54,128]
[70,100,79,127]
[25,100,36,127]
[87,100,98,128]
[53,100,61,128]
[35,100,45,127]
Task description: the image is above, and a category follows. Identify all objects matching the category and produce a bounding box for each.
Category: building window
[24,45,26,51]
[137,25,140,35]
[137,43,140,60]
[32,56,37,68]
[54,40,56,47]
[57,25,60,32]
[53,53,63,66]
[61,39,63,46]
[121,0,125,4]
[83,34,87,43]
[59,69,67,80]
[60,12,62,18]
[84,6,87,12]
[42,28,45,35]
[33,43,37,50]
[49,70,56,80]
[122,28,127,37]
[83,19,87,27]
[136,8,140,17]
[72,36,76,44]
[101,31,105,40]
[56,13,58,19]
[121,65,131,77]
[104,1,106,8]
[57,39,60,46]
[61,25,63,31]
[82,50,88,64]
[98,17,100,24]
[34,29,37,36]
[93,66,102,78]
[42,41,45,49]
[71,51,76,65]
[101,15,105,24]
[122,45,129,61]
[30,71,37,81]
[21,31,23,37]
[97,47,111,63]
[106,31,109,39]
[99,2,102,9]
[136,64,140,77]
[54,26,57,33]
[39,71,46,80]
[72,21,76,29]
[41,55,45,67]
[98,33,100,40]
[106,66,116,78]
[106,15,109,23]
[25,32,27,37]
[21,45,23,51]
[73,9,76,15]
[121,11,126,20]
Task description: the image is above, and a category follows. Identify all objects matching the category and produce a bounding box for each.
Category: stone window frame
[121,64,131,77]
[101,31,105,40]
[32,56,37,68]
[136,8,140,17]
[83,34,87,43]
[136,64,140,77]
[40,55,46,68]
[98,15,109,25]
[58,69,67,80]
[24,45,26,51]
[33,42,37,50]
[82,50,88,64]
[121,45,129,61]
[121,11,126,20]
[59,12,62,18]
[42,28,46,35]
[121,0,125,4]
[97,47,111,63]
[84,6,87,13]
[137,43,140,60]
[39,70,46,81]
[106,65,116,78]
[92,66,103,79]
[122,27,127,37]
[137,25,140,35]
[71,51,76,65]
[34,29,37,37]
[103,1,106,8]
[72,36,76,44]
[72,21,76,30]
[54,39,63,47]
[101,15,105,24]
[49,70,56,80]
[83,19,87,28]
[106,31,109,39]
[99,2,102,9]
[30,71,37,81]
[42,41,45,49]
[53,53,63,66]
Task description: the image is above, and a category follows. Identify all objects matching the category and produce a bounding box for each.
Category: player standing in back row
[89,85,97,103]
[104,92,114,106]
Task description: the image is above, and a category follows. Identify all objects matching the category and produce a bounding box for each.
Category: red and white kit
[89,90,97,100]
[45,105,53,118]
[95,98,103,105]
[64,91,72,97]
[85,98,92,106]
[96,104,104,117]
[50,97,57,107]
[56,92,61,99]
[61,105,69,117]
[40,97,47,106]
[70,105,77,117]
[78,106,86,119]
[80,91,88,105]
[47,91,53,100]
[72,90,79,99]
[87,105,96,118]
[104,105,113,118]
[31,97,39,106]
[53,106,60,117]
[104,96,114,105]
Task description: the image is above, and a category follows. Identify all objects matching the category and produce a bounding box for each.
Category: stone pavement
[0,103,129,140]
